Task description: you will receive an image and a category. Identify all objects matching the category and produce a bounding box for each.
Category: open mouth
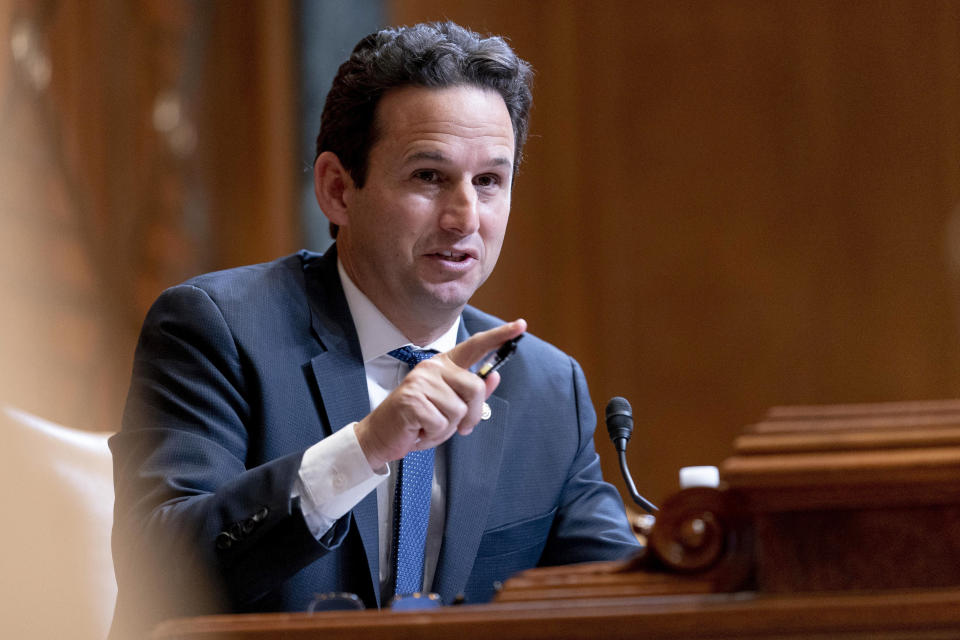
[432,250,470,262]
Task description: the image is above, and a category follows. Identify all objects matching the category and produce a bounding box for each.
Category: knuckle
[418,358,443,373]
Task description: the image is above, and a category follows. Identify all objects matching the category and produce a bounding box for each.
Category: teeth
[438,251,466,260]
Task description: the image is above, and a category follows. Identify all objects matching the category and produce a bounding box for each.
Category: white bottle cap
[679,465,720,489]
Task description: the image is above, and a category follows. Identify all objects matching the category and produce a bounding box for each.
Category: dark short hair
[316,22,534,237]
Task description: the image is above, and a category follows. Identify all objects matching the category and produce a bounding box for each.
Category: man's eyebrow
[403,151,513,170]
[405,150,449,164]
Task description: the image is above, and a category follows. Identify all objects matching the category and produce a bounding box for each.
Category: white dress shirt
[292,260,459,600]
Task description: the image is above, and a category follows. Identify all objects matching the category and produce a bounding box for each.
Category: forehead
[371,85,515,162]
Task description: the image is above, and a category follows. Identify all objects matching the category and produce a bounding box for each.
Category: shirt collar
[337,258,460,363]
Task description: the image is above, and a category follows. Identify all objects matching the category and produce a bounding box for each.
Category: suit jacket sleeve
[539,357,642,565]
[109,284,349,635]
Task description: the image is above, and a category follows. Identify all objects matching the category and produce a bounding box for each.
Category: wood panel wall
[390,1,960,503]
[2,1,959,510]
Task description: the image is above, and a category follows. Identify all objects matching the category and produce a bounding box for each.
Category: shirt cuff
[294,423,389,540]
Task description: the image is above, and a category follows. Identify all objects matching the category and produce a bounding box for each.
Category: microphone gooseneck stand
[605,396,658,514]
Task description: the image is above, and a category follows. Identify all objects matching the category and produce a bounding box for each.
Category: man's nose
[439,179,480,235]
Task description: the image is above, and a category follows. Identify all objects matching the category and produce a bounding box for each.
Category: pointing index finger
[446,319,527,371]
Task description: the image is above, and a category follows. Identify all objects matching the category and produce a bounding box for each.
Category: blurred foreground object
[0,406,115,640]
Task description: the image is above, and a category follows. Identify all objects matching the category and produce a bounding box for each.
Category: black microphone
[605,396,633,453]
[605,397,658,514]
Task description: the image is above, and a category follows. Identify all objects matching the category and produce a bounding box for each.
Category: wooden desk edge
[152,587,960,640]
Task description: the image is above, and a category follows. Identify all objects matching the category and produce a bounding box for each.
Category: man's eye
[474,174,500,188]
[413,170,440,182]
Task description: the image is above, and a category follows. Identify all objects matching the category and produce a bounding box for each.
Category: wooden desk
[153,400,960,639]
[154,588,960,639]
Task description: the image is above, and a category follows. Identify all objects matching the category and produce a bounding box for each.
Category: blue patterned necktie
[387,346,437,595]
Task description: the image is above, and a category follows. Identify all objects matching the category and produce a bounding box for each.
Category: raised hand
[355,319,526,470]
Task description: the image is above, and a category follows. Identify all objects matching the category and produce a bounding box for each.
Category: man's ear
[314,151,355,227]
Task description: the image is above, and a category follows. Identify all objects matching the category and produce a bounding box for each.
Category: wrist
[354,418,388,471]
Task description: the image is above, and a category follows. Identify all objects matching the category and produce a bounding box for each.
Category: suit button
[229,522,244,539]
[241,518,256,535]
[254,507,269,522]
[216,532,234,549]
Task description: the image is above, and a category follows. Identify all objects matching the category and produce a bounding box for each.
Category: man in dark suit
[109,21,639,639]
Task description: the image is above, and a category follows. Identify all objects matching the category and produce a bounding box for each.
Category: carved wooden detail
[498,399,960,602]
[725,399,960,593]
[497,487,754,602]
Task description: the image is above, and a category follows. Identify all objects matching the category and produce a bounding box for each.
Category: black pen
[475,334,524,379]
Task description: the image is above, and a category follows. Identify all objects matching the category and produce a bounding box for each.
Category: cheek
[481,207,510,251]
[387,195,434,232]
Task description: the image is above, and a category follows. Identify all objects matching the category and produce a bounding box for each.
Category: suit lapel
[433,319,509,602]
[302,248,381,606]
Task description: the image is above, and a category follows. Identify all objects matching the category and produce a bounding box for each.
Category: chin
[417,284,477,311]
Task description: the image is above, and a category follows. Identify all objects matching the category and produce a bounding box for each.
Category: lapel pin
[481,402,492,421]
